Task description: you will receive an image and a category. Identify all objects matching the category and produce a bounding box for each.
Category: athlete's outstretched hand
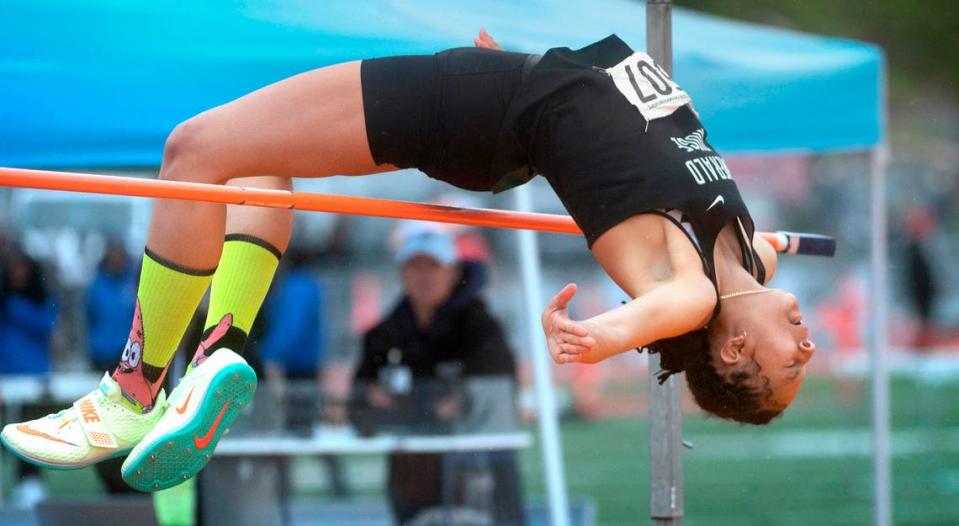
[542,283,596,364]
[474,28,503,51]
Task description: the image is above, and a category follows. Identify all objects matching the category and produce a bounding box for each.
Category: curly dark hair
[645,329,783,425]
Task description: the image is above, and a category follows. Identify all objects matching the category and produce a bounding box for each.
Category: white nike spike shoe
[0,374,166,470]
[121,348,256,492]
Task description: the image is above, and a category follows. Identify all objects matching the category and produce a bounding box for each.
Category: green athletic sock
[113,249,215,412]
[153,478,195,526]
[187,234,282,372]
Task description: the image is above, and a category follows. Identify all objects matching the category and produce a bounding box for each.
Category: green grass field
[520,374,959,525]
[22,374,959,525]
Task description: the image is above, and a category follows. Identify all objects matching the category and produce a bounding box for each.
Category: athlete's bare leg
[148,61,391,268]
[0,62,395,475]
[222,176,294,254]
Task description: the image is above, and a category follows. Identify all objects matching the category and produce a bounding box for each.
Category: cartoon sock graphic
[187,234,281,373]
[112,301,159,411]
[188,313,245,370]
[113,250,214,412]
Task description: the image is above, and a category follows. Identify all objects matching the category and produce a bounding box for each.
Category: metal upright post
[869,143,892,526]
[514,184,571,526]
[646,2,684,525]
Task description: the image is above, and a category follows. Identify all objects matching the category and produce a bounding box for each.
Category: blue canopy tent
[0,1,888,524]
[1,0,882,167]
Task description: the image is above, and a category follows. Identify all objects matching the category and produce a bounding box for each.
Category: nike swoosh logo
[707,195,725,211]
[17,424,79,447]
[193,401,230,450]
[175,387,195,415]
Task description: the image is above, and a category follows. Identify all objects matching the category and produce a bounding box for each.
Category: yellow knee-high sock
[188,234,282,371]
[113,249,214,411]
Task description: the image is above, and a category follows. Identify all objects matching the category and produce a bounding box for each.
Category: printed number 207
[624,60,674,103]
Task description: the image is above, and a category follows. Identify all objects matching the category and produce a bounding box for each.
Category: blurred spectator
[86,239,137,371]
[260,247,351,498]
[0,248,57,374]
[0,247,57,508]
[350,227,523,525]
[903,206,938,348]
[0,227,12,261]
[85,239,139,493]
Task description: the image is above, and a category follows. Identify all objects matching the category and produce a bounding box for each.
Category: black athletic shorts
[362,36,752,252]
[360,48,533,191]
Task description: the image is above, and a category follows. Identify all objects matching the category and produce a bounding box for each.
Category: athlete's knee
[159,116,228,184]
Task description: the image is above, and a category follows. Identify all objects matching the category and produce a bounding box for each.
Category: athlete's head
[652,288,815,425]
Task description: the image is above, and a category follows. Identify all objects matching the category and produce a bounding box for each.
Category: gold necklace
[719,288,775,301]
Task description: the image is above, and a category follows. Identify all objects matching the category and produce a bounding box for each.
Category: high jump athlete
[1,29,815,491]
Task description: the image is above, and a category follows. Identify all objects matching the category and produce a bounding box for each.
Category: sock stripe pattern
[137,255,215,369]
[113,251,214,410]
[144,247,217,277]
[139,253,215,371]
[204,235,282,336]
[223,233,283,260]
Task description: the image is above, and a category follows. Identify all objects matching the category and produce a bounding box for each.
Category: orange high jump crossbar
[0,167,835,256]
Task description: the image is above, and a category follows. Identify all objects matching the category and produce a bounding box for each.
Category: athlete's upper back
[492,35,766,314]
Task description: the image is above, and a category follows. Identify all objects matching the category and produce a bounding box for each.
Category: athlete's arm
[753,233,778,284]
[542,274,715,365]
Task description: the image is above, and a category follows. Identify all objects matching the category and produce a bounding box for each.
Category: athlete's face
[715,289,816,410]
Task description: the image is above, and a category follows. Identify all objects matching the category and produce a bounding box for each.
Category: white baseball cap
[395,228,457,266]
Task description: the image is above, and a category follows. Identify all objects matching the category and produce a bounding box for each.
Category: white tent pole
[869,141,892,526]
[646,2,685,525]
[513,184,571,526]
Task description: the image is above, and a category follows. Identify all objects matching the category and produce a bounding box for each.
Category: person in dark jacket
[87,240,138,371]
[0,247,57,507]
[351,226,523,525]
[0,248,57,375]
[260,248,326,384]
[902,207,939,349]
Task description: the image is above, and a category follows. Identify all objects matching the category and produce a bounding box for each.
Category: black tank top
[489,35,765,313]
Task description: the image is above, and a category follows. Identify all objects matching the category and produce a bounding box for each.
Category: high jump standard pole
[647,1,685,525]
[514,185,571,526]
[869,143,892,526]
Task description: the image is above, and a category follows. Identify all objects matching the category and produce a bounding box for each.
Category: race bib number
[606,52,692,122]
